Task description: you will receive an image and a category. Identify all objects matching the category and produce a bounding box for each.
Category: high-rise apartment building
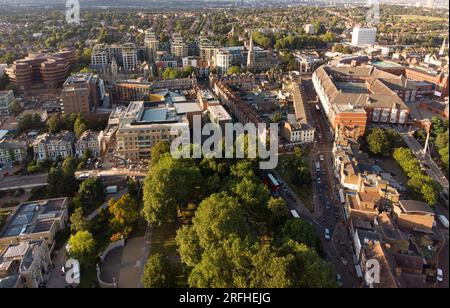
[199,38,218,63]
[351,27,377,46]
[61,73,103,116]
[145,29,159,62]
[171,33,189,59]
[122,43,139,71]
[91,43,139,71]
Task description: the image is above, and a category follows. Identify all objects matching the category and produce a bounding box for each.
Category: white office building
[351,27,377,46]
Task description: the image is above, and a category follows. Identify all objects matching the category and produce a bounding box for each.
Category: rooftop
[0,198,68,239]
[398,200,434,215]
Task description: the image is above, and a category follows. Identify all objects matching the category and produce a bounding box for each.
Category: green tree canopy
[141,253,174,288]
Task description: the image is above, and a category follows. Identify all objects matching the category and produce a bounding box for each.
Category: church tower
[247,32,255,71]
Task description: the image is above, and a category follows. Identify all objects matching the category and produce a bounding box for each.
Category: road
[0,174,47,191]
[75,168,148,180]
[400,132,449,193]
[309,93,361,288]
[271,79,360,288]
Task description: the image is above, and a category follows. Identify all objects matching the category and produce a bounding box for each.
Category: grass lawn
[276,154,314,212]
[150,222,187,287]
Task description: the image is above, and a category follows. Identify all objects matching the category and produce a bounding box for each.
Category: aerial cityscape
[0,0,448,293]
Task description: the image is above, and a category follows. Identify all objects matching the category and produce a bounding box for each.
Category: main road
[400,132,449,194]
[0,174,47,191]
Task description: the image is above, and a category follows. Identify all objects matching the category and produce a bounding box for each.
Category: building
[199,38,217,63]
[212,79,262,125]
[5,49,78,91]
[0,240,52,288]
[0,90,16,116]
[122,44,139,71]
[0,198,68,247]
[61,73,104,116]
[374,64,449,98]
[144,29,159,62]
[207,105,232,129]
[215,49,234,74]
[0,64,7,77]
[293,52,323,74]
[32,131,75,161]
[393,200,435,233]
[0,139,27,168]
[313,65,410,138]
[303,24,316,35]
[281,83,315,144]
[215,45,273,75]
[351,27,377,46]
[115,101,190,162]
[182,56,200,68]
[171,33,189,59]
[112,78,197,104]
[75,130,100,158]
[91,43,139,71]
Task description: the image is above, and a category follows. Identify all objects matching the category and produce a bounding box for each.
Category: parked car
[324,228,331,240]
[437,268,444,283]
[336,274,343,287]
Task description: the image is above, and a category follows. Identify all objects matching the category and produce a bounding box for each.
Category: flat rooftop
[0,198,67,239]
[140,108,169,122]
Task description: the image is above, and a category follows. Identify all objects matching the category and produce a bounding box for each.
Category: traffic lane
[438,235,449,288]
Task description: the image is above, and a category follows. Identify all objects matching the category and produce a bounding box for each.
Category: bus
[290,209,300,218]
[267,173,280,192]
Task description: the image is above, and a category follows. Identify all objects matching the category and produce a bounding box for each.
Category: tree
[70,207,88,232]
[150,140,171,167]
[78,178,105,210]
[227,65,241,75]
[421,182,438,206]
[279,219,322,254]
[141,253,174,288]
[232,177,270,211]
[68,231,96,264]
[176,225,202,267]
[9,100,22,116]
[249,245,293,288]
[143,155,201,225]
[192,192,251,248]
[267,197,289,226]
[162,67,179,80]
[271,113,283,123]
[74,114,88,138]
[367,128,390,156]
[108,194,139,237]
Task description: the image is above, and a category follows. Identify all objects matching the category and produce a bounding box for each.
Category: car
[336,274,343,287]
[320,155,325,161]
[437,268,444,282]
[317,178,321,184]
[324,228,331,240]
[326,203,331,209]
[322,216,326,222]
